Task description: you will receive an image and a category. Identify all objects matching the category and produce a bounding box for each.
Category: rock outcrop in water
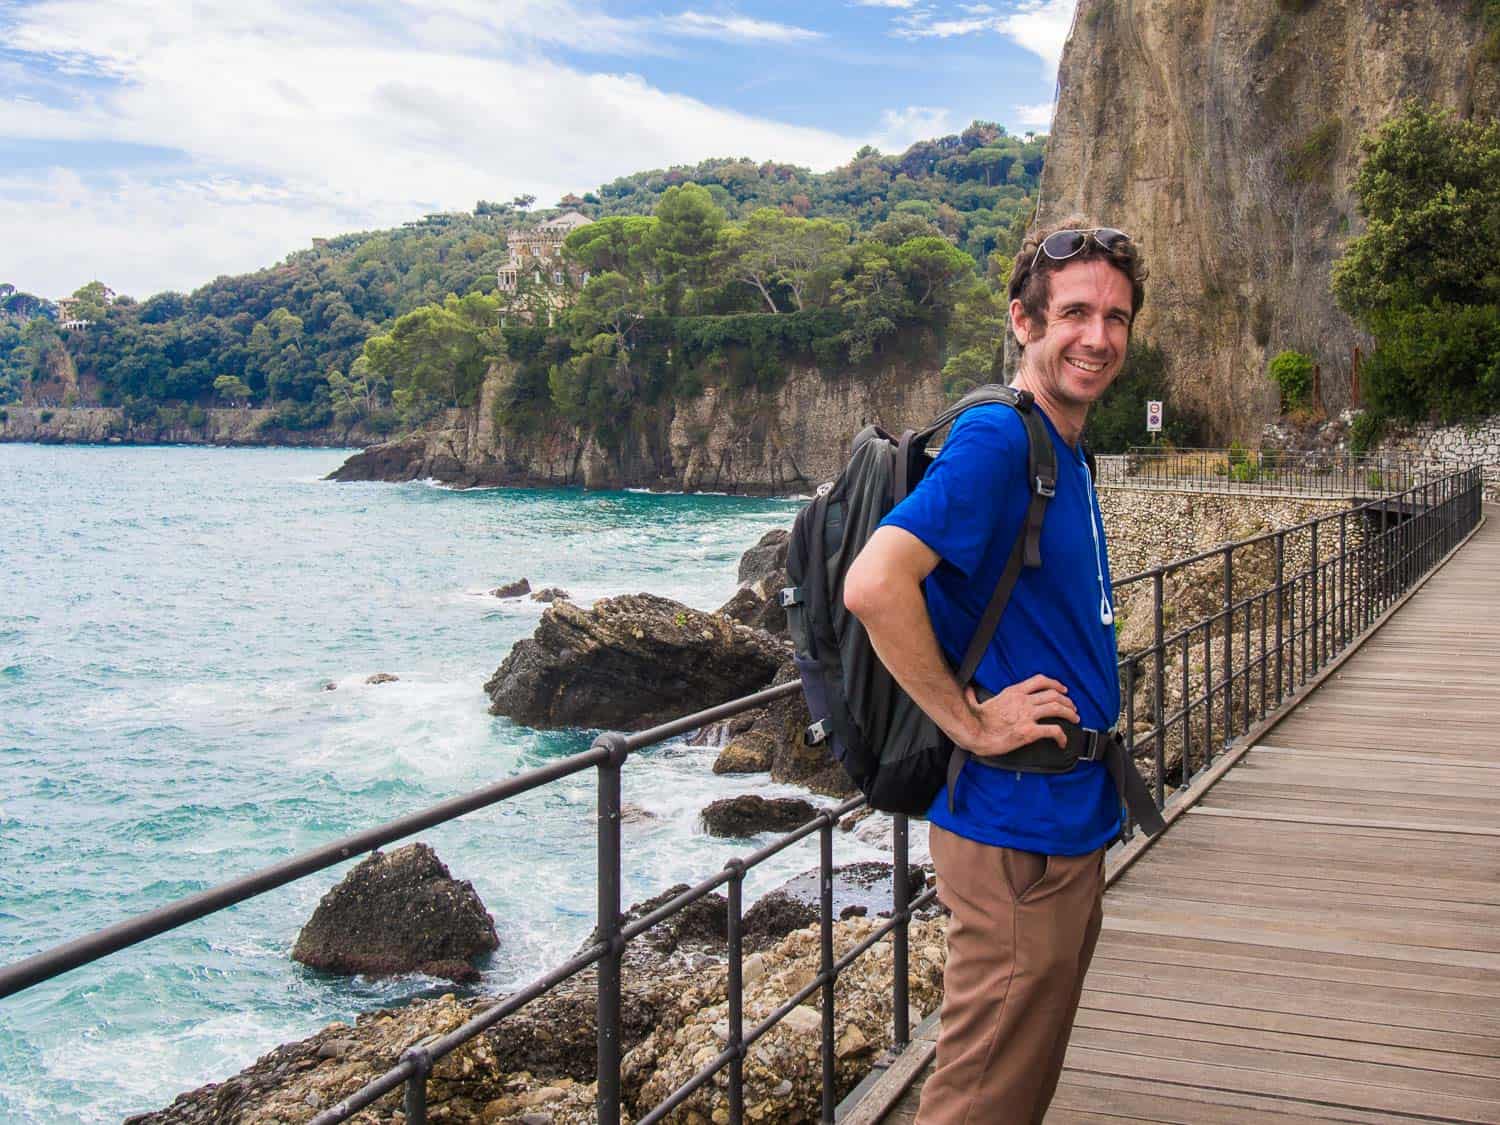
[1037,0,1498,440]
[484,593,785,730]
[329,358,947,494]
[291,844,498,983]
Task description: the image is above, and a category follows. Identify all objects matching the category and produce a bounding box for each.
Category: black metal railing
[0,465,1483,1124]
[1094,446,1457,499]
[1108,465,1484,830]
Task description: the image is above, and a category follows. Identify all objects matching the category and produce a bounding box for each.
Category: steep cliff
[1039,0,1497,440]
[330,359,949,494]
[0,405,377,447]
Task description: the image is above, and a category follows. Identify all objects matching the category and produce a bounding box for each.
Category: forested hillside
[0,123,1045,435]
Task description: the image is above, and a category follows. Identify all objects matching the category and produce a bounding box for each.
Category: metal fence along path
[0,466,1484,1124]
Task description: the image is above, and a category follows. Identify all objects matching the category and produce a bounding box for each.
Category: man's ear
[1008,298,1036,347]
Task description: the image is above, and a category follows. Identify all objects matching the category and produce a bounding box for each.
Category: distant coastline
[0,404,377,449]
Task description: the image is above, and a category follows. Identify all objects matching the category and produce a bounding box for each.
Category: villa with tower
[496,211,593,322]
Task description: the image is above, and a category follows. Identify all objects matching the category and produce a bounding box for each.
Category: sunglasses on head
[1029,228,1132,272]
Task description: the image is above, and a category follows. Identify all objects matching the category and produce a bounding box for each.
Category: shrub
[1084,341,1205,453]
[1285,118,1342,185]
[186,405,207,428]
[1361,302,1500,423]
[1229,455,1261,483]
[1366,469,1385,492]
[1268,350,1314,412]
[39,410,54,423]
[1348,410,1383,454]
[0,408,7,423]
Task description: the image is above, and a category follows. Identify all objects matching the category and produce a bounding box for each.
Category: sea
[0,444,892,1123]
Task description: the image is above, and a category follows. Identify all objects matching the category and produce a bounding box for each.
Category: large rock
[711,656,856,796]
[291,843,497,982]
[737,529,790,586]
[485,593,784,730]
[700,795,820,837]
[717,528,792,634]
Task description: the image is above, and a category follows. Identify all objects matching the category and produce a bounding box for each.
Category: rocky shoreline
[0,404,380,448]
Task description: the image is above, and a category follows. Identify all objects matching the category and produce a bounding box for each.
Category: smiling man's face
[1010,257,1133,412]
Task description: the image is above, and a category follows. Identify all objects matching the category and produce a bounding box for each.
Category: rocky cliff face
[0,405,376,447]
[1040,0,1497,440]
[331,358,948,494]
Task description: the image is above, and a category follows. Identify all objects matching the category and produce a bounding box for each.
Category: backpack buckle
[780,587,804,608]
[1035,475,1056,498]
[805,719,830,746]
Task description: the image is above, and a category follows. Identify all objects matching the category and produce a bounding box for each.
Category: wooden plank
[1053,1070,1446,1124]
[1099,913,1500,972]
[1091,932,1500,997]
[1061,1045,1500,1122]
[1079,969,1500,1038]
[1064,1026,1500,1101]
[1076,988,1500,1058]
[1187,805,1500,837]
[1072,1007,1500,1079]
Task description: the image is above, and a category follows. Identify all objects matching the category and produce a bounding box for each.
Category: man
[843,223,1146,1123]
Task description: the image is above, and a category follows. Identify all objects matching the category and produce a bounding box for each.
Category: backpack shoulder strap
[954,393,1054,684]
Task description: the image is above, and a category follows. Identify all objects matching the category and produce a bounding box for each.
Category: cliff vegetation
[0,123,1044,440]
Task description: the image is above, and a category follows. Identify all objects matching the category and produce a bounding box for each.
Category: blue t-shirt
[880,403,1122,855]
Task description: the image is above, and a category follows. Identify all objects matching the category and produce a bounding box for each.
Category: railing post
[1123,657,1138,838]
[1222,550,1233,742]
[1152,570,1166,807]
[595,732,628,1125]
[401,1046,432,1125]
[726,859,746,1125]
[820,816,837,1124]
[1339,511,1348,653]
[892,814,910,1050]
[1310,521,1320,672]
[1274,532,1285,704]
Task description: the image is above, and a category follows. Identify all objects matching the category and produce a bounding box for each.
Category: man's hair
[1006,218,1148,349]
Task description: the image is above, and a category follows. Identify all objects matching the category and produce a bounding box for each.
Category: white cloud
[849,0,924,9]
[1011,100,1055,130]
[0,0,863,296]
[667,12,824,43]
[995,0,1076,73]
[890,0,1076,75]
[876,105,956,151]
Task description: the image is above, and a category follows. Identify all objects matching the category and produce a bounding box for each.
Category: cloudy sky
[0,0,1077,299]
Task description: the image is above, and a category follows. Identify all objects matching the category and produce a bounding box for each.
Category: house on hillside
[497,211,593,324]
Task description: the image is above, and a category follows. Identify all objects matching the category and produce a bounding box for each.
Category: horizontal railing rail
[1094,446,1460,499]
[0,465,1483,1124]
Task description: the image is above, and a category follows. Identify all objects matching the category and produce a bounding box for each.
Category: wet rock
[530,586,571,603]
[364,672,399,685]
[492,577,532,599]
[291,843,497,981]
[700,795,819,838]
[584,883,728,959]
[740,862,928,951]
[484,593,784,730]
[321,681,337,691]
[737,529,790,586]
[711,730,776,774]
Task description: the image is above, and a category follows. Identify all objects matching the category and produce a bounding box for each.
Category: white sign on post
[1146,400,1163,433]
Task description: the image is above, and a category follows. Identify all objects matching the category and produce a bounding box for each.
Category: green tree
[1331,103,1500,423]
[894,236,976,309]
[362,291,500,411]
[70,280,111,322]
[213,373,252,404]
[648,184,726,314]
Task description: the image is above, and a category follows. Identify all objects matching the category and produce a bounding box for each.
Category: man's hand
[961,674,1079,757]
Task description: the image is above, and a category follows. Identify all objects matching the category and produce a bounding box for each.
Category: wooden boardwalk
[870,516,1500,1124]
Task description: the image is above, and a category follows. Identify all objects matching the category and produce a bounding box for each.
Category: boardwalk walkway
[868,516,1500,1123]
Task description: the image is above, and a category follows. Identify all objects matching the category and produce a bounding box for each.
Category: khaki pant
[915,826,1105,1125]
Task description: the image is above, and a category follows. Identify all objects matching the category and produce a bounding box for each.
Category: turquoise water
[0,445,879,1123]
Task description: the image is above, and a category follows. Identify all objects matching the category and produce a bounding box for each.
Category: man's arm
[843,525,1077,755]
